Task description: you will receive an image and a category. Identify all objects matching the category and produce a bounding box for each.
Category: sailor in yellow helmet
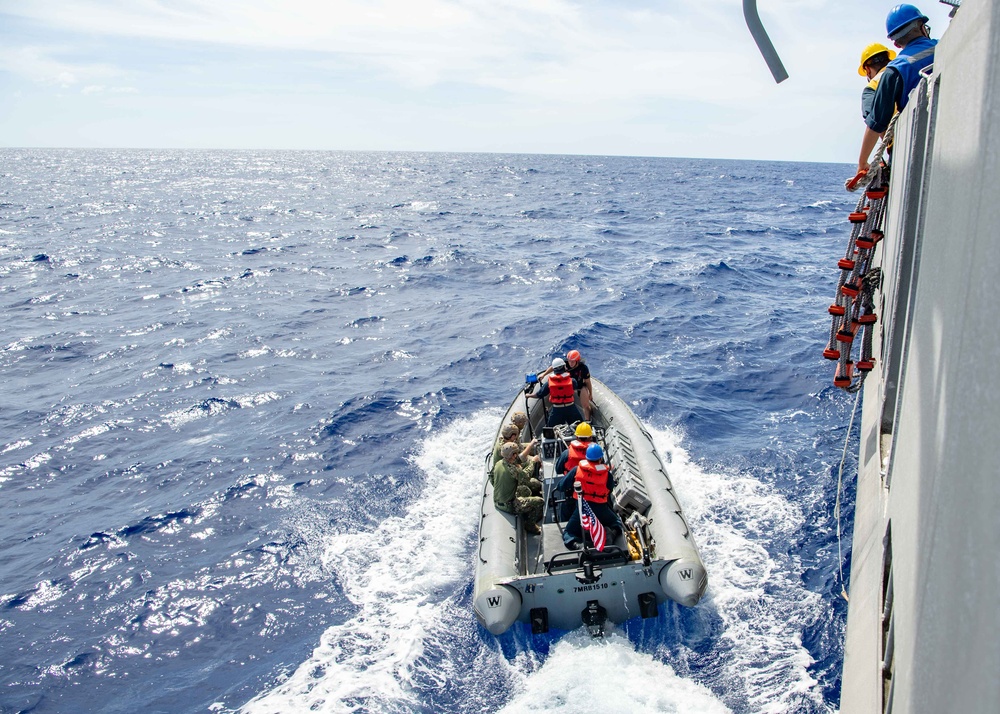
[845,42,899,190]
[858,43,897,125]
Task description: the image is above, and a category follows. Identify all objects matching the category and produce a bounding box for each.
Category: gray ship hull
[839,1,1000,711]
[473,378,707,636]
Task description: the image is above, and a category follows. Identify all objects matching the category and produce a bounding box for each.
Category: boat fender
[474,584,522,635]
[658,558,707,607]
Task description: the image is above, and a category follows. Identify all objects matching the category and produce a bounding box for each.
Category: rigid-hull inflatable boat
[473,378,707,636]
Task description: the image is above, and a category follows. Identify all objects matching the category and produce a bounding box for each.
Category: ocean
[0,149,859,713]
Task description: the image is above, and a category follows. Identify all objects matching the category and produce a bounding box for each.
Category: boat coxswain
[527,357,584,427]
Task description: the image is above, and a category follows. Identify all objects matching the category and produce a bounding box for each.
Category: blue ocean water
[0,149,860,714]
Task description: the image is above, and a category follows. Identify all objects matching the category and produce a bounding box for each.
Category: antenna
[743,0,788,84]
[938,0,961,18]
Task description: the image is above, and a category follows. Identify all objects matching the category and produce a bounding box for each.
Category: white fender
[659,556,708,607]
[474,585,522,635]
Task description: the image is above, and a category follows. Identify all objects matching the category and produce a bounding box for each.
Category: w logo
[678,568,693,581]
[487,596,502,608]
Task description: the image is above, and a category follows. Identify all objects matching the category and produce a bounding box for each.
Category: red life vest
[548,372,575,405]
[574,459,609,503]
[564,439,590,473]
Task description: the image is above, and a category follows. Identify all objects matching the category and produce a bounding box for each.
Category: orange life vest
[565,439,590,473]
[574,459,609,503]
[548,372,575,405]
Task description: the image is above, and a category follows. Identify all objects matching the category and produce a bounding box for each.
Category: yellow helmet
[575,422,594,438]
[858,43,896,76]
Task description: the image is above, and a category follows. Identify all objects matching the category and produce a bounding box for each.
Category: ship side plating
[840,1,1000,711]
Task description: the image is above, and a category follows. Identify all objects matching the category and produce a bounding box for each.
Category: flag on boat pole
[580,499,606,551]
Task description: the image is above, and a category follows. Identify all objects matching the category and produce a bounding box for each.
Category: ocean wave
[0,150,855,713]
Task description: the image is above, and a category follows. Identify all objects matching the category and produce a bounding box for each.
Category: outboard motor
[582,600,608,637]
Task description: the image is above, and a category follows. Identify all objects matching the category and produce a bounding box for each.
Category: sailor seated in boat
[554,422,594,475]
[535,350,594,421]
[491,424,541,484]
[510,411,528,434]
[492,442,544,535]
[526,357,584,427]
[558,444,623,549]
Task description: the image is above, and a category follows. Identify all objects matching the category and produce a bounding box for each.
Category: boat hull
[473,378,706,635]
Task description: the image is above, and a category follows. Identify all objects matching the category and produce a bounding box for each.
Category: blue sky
[0,1,956,162]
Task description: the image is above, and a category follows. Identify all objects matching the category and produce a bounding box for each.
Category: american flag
[580,499,606,551]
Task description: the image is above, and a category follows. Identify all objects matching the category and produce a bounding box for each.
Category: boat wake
[647,427,829,714]
[240,413,828,714]
[496,630,729,713]
[241,409,506,714]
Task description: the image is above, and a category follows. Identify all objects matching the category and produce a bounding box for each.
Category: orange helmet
[567,350,581,362]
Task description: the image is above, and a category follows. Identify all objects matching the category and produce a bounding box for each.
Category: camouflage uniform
[492,455,544,530]
[492,424,520,468]
[492,423,540,485]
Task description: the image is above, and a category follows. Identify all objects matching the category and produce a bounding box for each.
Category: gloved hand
[845,169,868,192]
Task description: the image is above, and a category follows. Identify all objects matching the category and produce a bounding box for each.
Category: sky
[0,0,958,163]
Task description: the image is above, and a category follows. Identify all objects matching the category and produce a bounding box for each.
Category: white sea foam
[498,631,730,714]
[646,426,828,714]
[241,409,500,714]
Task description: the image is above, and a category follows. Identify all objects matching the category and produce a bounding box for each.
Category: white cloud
[0,0,960,159]
[0,1,763,90]
[0,45,126,86]
[81,84,139,94]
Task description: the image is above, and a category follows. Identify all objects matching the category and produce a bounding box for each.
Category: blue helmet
[886,4,928,40]
[585,444,604,462]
